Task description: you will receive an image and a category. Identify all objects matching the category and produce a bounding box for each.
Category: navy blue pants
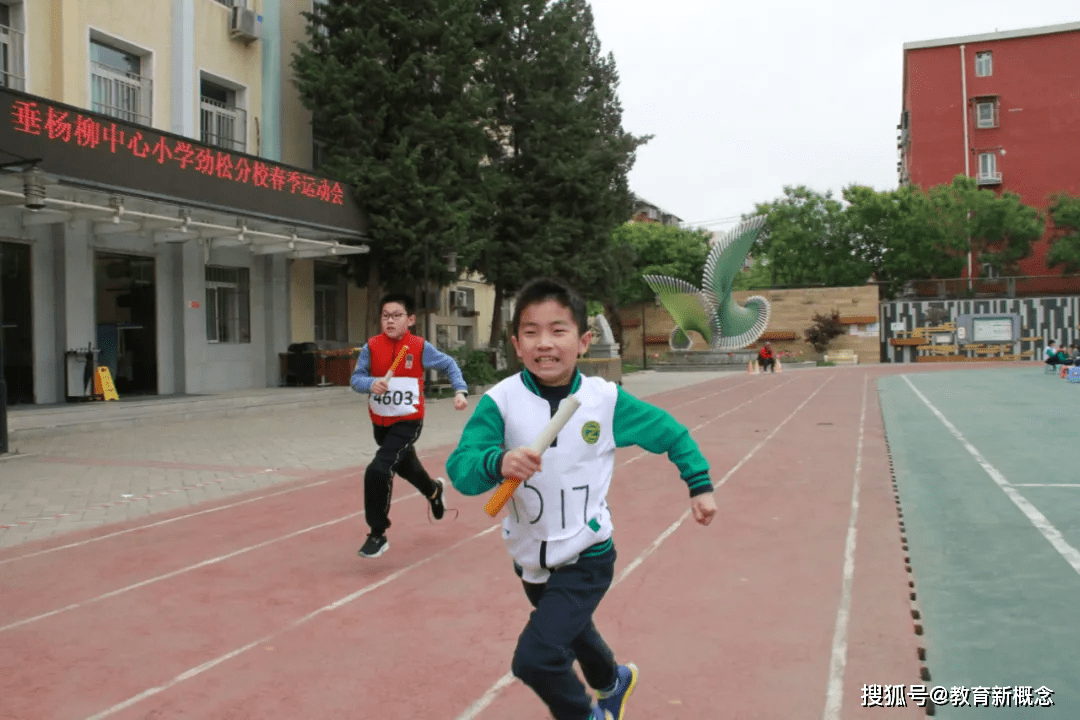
[512,546,619,720]
[365,420,437,535]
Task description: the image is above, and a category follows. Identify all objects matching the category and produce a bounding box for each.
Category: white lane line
[623,375,798,468]
[0,490,425,632]
[83,524,501,720]
[0,467,282,530]
[0,474,351,565]
[455,375,834,720]
[1012,484,1080,488]
[902,375,1080,575]
[669,375,758,410]
[822,373,868,720]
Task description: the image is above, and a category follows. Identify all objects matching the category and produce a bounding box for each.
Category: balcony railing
[0,24,25,91]
[200,97,247,152]
[91,62,152,125]
[976,171,1002,185]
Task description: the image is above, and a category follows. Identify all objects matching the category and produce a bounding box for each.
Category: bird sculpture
[642,215,770,351]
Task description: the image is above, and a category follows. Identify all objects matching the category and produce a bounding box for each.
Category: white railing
[0,24,25,91]
[200,97,247,152]
[91,62,152,125]
[976,172,1002,185]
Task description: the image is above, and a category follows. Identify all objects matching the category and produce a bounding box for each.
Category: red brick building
[899,22,1080,278]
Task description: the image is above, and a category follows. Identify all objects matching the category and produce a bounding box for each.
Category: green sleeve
[612,387,713,496]
[447,394,508,496]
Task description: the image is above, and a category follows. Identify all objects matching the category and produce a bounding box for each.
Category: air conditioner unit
[230,6,261,43]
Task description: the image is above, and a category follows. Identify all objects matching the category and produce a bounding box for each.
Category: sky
[587,0,1079,233]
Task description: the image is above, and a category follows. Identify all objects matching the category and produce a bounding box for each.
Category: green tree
[609,222,711,306]
[292,0,495,312]
[938,176,1043,276]
[750,186,870,288]
[1046,194,1080,273]
[843,184,966,298]
[474,0,648,344]
[731,255,772,291]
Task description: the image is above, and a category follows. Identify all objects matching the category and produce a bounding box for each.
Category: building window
[311,0,330,38]
[313,262,343,342]
[205,266,251,343]
[975,97,998,129]
[312,136,329,171]
[977,152,1001,185]
[90,39,152,125]
[974,51,992,77]
[200,78,246,152]
[449,286,475,315]
[0,4,26,91]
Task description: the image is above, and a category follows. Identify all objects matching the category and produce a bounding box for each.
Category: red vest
[367,332,427,426]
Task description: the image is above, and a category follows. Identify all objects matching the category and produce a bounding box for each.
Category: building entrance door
[94,252,157,395]
[1,241,32,405]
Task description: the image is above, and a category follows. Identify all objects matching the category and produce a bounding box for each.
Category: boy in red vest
[350,293,469,558]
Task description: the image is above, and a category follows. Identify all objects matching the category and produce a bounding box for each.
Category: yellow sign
[93,366,119,401]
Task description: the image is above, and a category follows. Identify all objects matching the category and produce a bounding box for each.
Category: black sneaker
[429,477,447,520]
[358,533,389,558]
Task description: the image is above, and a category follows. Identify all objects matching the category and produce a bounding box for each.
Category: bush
[803,309,846,353]
[447,347,499,388]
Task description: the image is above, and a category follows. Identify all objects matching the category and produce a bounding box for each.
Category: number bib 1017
[369,377,421,417]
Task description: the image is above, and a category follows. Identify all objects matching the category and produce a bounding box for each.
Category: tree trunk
[366,261,381,340]
[488,282,504,349]
[604,298,624,349]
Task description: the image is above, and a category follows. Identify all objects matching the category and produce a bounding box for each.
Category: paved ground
[0,371,729,548]
[879,367,1080,716]
[1,365,923,720]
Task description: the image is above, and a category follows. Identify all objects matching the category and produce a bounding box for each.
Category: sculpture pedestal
[653,349,759,372]
[589,342,621,359]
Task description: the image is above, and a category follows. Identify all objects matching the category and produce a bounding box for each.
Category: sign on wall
[0,87,365,234]
[972,317,1015,342]
[955,313,1021,345]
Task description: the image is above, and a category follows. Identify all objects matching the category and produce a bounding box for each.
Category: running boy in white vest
[447,278,717,720]
[350,293,469,559]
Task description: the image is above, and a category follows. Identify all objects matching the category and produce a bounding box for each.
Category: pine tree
[292,0,496,320]
[476,0,648,343]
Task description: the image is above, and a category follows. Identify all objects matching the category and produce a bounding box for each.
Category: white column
[171,0,196,137]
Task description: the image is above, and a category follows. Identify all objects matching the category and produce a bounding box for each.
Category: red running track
[1,368,927,720]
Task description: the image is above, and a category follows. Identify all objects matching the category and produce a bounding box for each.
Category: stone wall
[618,284,881,365]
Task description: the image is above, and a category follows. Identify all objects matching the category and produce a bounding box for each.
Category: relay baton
[382,345,410,384]
[484,396,581,517]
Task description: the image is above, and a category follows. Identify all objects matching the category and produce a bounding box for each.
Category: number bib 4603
[369,377,421,417]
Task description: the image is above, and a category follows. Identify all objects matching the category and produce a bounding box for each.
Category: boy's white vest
[487,374,618,583]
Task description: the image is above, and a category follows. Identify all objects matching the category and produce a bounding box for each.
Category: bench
[825,349,859,365]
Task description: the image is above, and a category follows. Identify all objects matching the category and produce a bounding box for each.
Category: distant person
[349,293,469,559]
[757,342,776,373]
[1044,340,1061,369]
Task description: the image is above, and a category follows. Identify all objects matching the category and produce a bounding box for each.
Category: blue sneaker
[595,663,638,720]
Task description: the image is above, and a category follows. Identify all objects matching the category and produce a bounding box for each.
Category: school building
[0,1,504,407]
